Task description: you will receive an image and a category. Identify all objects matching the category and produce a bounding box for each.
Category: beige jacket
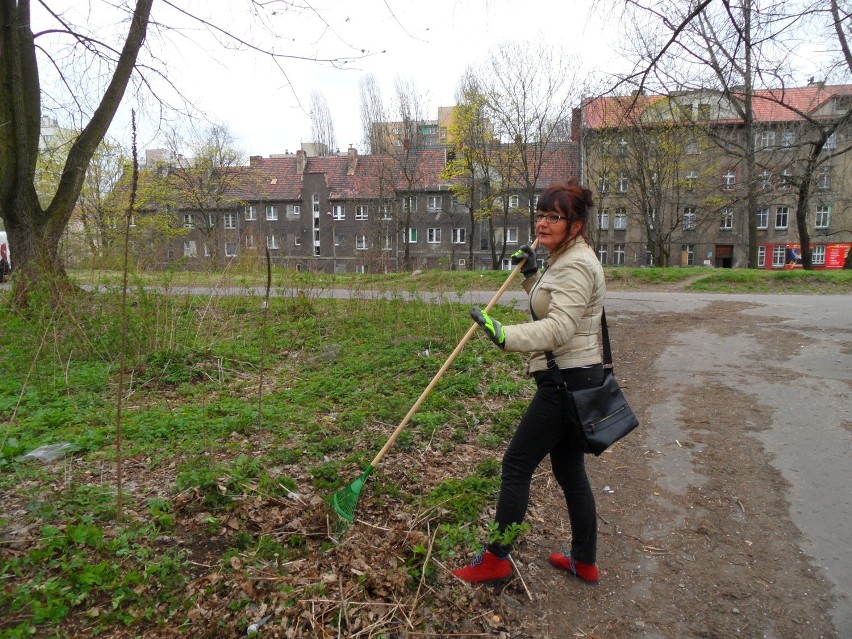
[502,237,606,373]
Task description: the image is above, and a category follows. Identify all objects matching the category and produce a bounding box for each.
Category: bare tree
[0,1,373,304]
[360,73,389,154]
[309,91,337,156]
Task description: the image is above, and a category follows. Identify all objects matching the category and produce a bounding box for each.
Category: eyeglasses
[534,213,568,224]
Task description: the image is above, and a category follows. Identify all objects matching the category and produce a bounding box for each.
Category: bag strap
[544,307,613,391]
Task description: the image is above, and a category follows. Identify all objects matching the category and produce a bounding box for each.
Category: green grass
[687,267,852,293]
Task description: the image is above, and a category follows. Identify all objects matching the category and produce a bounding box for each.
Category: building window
[458,258,466,269]
[332,204,345,220]
[683,207,696,231]
[618,137,628,156]
[775,207,789,229]
[267,235,279,250]
[613,243,626,265]
[266,205,278,221]
[355,235,368,250]
[681,244,695,266]
[686,136,701,155]
[780,167,793,189]
[380,204,393,220]
[756,207,769,229]
[427,196,443,212]
[452,228,466,244]
[813,245,826,265]
[598,210,610,230]
[312,193,320,212]
[244,205,256,221]
[408,228,418,243]
[355,205,369,220]
[506,227,519,243]
[294,235,301,246]
[598,176,610,194]
[206,213,216,228]
[614,210,627,230]
[427,228,441,243]
[685,171,698,191]
[759,170,773,190]
[597,244,608,265]
[618,174,629,193]
[755,130,775,150]
[225,242,237,257]
[772,245,786,268]
[722,169,736,190]
[757,245,766,267]
[183,213,193,228]
[815,206,830,229]
[403,196,417,213]
[287,204,300,216]
[223,213,236,230]
[509,195,520,208]
[129,214,136,228]
[183,240,197,257]
[781,130,795,148]
[204,244,211,257]
[817,166,832,190]
[244,235,255,248]
[825,131,837,150]
[720,207,733,230]
[383,233,393,250]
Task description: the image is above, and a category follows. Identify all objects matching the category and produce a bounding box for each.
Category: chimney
[296,149,307,175]
[249,155,261,167]
[347,147,358,175]
[571,107,582,141]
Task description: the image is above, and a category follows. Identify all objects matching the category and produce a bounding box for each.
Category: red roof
[583,84,852,129]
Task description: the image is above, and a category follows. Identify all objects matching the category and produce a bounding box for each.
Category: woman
[454,180,606,585]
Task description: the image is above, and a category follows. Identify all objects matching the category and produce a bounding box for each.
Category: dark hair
[536,179,595,245]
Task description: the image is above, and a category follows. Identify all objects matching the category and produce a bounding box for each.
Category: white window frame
[613,243,626,265]
[266,205,278,221]
[825,131,837,150]
[614,210,627,230]
[223,212,236,230]
[332,204,345,221]
[772,245,786,268]
[815,206,830,229]
[506,227,519,244]
[508,195,520,208]
[355,205,369,221]
[183,240,197,258]
[183,213,194,228]
[756,207,769,229]
[287,204,301,216]
[407,228,418,243]
[267,234,279,250]
[597,244,608,265]
[598,176,610,194]
[427,228,441,244]
[755,130,775,150]
[403,196,417,213]
[244,235,255,249]
[682,244,695,266]
[759,170,772,190]
[598,210,610,230]
[683,207,697,231]
[618,174,629,193]
[355,235,368,250]
[427,195,442,212]
[775,207,789,229]
[757,246,766,267]
[685,171,698,191]
[723,169,736,190]
[380,204,393,220]
[452,228,466,244]
[812,245,826,265]
[720,207,733,230]
[244,205,256,221]
[225,242,237,257]
[817,166,832,190]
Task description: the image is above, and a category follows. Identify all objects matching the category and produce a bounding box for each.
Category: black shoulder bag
[545,308,639,455]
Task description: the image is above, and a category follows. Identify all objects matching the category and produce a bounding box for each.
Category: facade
[152,143,578,273]
[580,83,852,269]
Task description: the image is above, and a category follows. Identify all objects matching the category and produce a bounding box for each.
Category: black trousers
[488,363,604,564]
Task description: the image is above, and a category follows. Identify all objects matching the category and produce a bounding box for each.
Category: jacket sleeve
[501,258,596,353]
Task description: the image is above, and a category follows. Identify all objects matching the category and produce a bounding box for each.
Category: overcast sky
[33,0,624,159]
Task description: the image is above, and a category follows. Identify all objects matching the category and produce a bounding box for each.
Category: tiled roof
[583,84,852,129]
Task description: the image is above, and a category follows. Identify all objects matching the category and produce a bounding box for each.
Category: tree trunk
[844,246,852,269]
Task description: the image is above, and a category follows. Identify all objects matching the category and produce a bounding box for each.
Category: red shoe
[453,550,512,583]
[549,550,599,585]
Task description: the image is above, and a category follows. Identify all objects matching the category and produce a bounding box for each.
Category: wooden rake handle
[369,240,539,468]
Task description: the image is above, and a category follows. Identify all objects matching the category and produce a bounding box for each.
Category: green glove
[470,307,505,348]
[511,245,538,278]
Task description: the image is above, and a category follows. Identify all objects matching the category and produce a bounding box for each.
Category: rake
[332,241,539,528]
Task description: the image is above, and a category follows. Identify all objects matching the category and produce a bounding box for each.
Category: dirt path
[465,298,848,639]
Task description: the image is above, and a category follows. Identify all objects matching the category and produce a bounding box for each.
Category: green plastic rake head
[331,464,374,527]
